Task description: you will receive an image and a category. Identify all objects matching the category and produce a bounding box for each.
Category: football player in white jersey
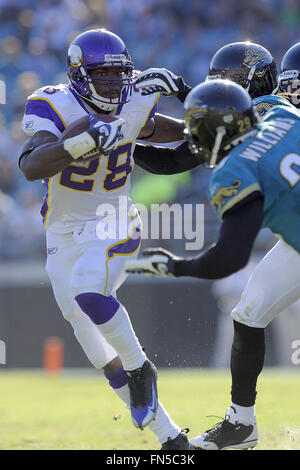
[19,29,197,449]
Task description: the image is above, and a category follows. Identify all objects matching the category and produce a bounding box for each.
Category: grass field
[0,368,300,450]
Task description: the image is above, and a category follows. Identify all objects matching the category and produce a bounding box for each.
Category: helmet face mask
[67,30,134,112]
[184,80,258,167]
[277,42,300,107]
[208,42,277,99]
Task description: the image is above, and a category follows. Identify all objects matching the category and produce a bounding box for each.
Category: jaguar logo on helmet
[244,48,266,67]
[68,44,83,68]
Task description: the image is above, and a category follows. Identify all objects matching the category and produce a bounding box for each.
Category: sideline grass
[0,368,299,450]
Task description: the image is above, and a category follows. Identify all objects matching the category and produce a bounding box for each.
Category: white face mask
[77,64,132,112]
[87,83,120,112]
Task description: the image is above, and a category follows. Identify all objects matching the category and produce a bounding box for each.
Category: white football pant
[232,240,300,328]
[45,214,141,369]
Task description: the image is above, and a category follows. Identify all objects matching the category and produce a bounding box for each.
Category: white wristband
[63,132,96,159]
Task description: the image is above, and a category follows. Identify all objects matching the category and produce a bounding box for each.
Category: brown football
[60,113,117,161]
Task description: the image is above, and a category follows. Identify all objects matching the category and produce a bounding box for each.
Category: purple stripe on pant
[104,367,128,389]
[40,178,49,221]
[107,228,141,259]
[75,292,120,325]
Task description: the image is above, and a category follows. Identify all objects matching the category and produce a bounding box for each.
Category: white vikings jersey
[22,83,159,233]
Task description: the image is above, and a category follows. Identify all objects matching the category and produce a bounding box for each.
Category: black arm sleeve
[133,141,203,175]
[174,195,264,279]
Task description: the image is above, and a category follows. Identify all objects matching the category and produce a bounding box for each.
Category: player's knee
[61,305,83,324]
[75,292,120,325]
[231,309,270,328]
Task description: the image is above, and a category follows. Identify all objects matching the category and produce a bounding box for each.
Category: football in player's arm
[19,112,189,182]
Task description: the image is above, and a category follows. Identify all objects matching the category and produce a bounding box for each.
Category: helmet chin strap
[245,67,256,92]
[210,126,226,167]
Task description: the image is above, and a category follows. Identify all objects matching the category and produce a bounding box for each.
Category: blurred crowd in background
[0,0,299,259]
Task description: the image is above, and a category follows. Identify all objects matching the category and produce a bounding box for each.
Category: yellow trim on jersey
[27,97,67,129]
[103,211,140,295]
[219,183,262,219]
[43,177,52,227]
[141,92,160,129]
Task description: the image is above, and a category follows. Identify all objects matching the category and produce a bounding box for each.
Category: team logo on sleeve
[24,120,34,129]
[255,101,273,116]
[211,180,241,211]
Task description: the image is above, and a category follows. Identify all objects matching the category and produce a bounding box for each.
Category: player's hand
[87,115,124,155]
[134,68,183,97]
[125,247,180,277]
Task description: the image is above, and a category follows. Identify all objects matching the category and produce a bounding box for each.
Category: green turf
[0,368,299,450]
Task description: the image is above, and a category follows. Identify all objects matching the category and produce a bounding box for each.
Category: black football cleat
[125,359,158,430]
[190,407,258,450]
[161,429,195,450]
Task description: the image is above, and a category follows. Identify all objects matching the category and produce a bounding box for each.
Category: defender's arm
[137,113,185,143]
[133,141,203,175]
[126,196,264,279]
[175,196,263,278]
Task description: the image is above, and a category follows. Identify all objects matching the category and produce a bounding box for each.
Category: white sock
[229,403,255,425]
[113,385,181,444]
[97,305,146,370]
[113,383,130,408]
[68,307,118,370]
[148,402,181,444]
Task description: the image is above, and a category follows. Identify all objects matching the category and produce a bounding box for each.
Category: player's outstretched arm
[126,196,264,280]
[134,141,203,175]
[138,113,185,143]
[135,68,192,102]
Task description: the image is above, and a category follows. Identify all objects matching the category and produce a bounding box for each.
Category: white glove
[134,68,181,96]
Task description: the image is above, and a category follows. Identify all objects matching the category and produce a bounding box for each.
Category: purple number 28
[60,142,133,192]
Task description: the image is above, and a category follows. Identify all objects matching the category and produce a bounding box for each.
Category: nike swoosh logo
[149,381,158,414]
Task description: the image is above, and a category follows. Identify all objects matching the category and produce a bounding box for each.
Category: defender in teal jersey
[209,102,300,252]
[126,80,300,449]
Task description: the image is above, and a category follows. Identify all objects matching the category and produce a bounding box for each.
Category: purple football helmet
[67,29,134,112]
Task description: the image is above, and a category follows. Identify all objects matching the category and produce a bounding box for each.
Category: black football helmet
[184,79,258,167]
[278,42,300,102]
[207,42,277,99]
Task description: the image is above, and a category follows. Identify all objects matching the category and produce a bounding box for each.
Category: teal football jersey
[209,106,300,253]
